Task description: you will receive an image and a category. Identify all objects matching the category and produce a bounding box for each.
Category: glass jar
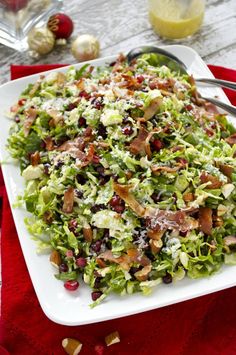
[148,0,205,40]
[0,0,63,51]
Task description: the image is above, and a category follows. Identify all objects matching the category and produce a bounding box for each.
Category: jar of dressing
[148,0,205,39]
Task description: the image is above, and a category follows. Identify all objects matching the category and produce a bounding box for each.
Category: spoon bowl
[127,45,236,116]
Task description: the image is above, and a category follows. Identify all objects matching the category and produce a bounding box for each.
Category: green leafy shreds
[7,52,236,306]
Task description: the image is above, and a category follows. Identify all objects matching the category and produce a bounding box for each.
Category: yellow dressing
[148,0,205,39]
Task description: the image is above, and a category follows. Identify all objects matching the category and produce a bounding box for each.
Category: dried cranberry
[76,173,86,185]
[162,273,172,284]
[91,240,102,253]
[97,124,107,139]
[94,276,102,289]
[15,115,20,123]
[91,291,103,301]
[96,166,105,176]
[151,192,160,203]
[40,140,46,149]
[68,219,78,232]
[103,229,110,240]
[76,257,87,268]
[113,204,125,213]
[136,75,144,84]
[79,90,91,99]
[91,204,105,213]
[109,194,122,207]
[92,154,100,164]
[55,160,64,169]
[122,125,133,135]
[43,163,51,175]
[149,81,157,90]
[64,280,79,291]
[91,96,103,110]
[99,176,110,186]
[67,102,77,111]
[59,263,69,273]
[152,139,164,152]
[179,230,188,237]
[185,104,193,111]
[176,158,188,166]
[75,189,83,198]
[18,98,26,106]
[78,117,86,127]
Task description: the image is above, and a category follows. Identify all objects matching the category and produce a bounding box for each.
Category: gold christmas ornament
[71,34,100,62]
[27,27,55,55]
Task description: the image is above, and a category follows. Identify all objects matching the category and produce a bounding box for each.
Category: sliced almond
[62,338,82,355]
[105,331,120,347]
[50,250,61,269]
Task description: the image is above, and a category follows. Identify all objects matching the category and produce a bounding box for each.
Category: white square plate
[0,45,235,326]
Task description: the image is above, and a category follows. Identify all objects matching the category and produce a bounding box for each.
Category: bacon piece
[30,151,40,166]
[199,207,212,235]
[144,129,161,159]
[147,229,165,240]
[200,172,222,189]
[62,187,74,213]
[113,182,145,217]
[145,207,186,231]
[44,136,55,151]
[23,107,37,136]
[151,164,182,175]
[98,248,150,271]
[183,192,195,202]
[48,108,64,127]
[143,97,162,121]
[58,136,85,152]
[219,164,233,180]
[129,126,149,156]
[134,264,152,281]
[226,133,236,146]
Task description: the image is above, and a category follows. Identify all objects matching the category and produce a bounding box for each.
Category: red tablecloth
[0,63,236,355]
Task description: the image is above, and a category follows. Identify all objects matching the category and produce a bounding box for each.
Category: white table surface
[0,0,236,86]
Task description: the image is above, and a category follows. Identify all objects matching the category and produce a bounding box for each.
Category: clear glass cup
[148,0,205,40]
[0,0,63,51]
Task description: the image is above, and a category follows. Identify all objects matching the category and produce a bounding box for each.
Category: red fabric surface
[0,63,236,355]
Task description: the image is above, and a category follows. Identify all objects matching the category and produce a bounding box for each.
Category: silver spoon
[127,46,236,116]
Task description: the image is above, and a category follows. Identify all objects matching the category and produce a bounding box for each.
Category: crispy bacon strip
[30,151,40,166]
[62,187,74,214]
[200,172,222,189]
[226,133,236,146]
[113,182,145,217]
[129,126,149,156]
[98,248,150,271]
[199,207,212,235]
[23,107,38,136]
[143,97,162,121]
[151,164,182,175]
[145,207,186,231]
[44,136,55,151]
[48,108,64,127]
[58,136,85,153]
[219,164,234,180]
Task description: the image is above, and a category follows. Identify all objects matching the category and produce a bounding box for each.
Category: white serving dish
[0,45,235,326]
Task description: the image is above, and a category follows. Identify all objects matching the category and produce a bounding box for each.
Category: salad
[7,53,236,307]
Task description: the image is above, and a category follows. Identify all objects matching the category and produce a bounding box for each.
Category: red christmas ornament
[1,0,28,12]
[47,13,73,39]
